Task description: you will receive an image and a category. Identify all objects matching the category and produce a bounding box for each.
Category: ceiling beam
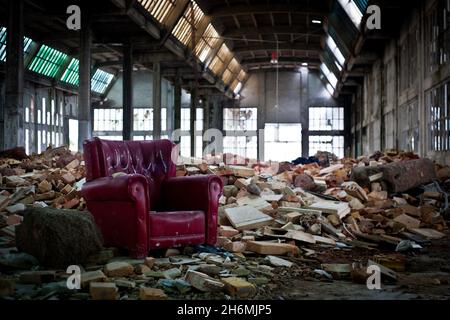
[208,4,328,18]
[240,56,321,66]
[233,42,321,54]
[222,26,324,38]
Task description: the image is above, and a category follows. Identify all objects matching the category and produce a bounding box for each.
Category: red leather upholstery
[81,137,223,258]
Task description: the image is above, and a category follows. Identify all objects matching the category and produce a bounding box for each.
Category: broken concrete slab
[224,205,273,231]
[393,214,421,229]
[265,255,293,267]
[184,270,225,292]
[245,241,300,256]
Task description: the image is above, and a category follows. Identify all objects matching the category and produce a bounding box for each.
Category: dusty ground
[254,234,450,300]
[3,231,450,300]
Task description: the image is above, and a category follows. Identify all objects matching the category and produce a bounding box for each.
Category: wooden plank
[224,205,273,231]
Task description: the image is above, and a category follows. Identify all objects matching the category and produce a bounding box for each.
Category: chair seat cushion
[147,210,205,238]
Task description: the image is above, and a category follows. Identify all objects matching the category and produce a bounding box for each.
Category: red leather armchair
[81,137,223,258]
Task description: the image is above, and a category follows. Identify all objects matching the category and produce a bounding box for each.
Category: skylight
[171,0,204,47]
[326,35,346,68]
[337,0,364,29]
[0,27,34,62]
[321,63,338,89]
[91,69,114,94]
[28,45,68,78]
[61,58,79,86]
[138,0,177,25]
[194,23,220,62]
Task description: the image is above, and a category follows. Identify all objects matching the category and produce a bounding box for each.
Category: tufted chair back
[84,137,177,210]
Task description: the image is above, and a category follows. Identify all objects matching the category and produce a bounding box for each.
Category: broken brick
[90,282,118,300]
[139,287,168,300]
[104,262,134,277]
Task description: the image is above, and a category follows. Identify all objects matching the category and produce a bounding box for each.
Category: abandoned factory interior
[1,0,450,304]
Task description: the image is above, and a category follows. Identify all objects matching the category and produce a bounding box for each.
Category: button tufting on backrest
[89,138,178,210]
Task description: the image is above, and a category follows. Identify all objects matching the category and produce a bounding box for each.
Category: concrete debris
[0,148,450,300]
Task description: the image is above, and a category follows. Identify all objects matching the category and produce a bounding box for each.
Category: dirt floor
[3,232,450,301]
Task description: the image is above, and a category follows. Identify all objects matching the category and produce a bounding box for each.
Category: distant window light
[264,123,302,162]
[309,135,344,159]
[94,108,123,131]
[223,108,257,131]
[312,19,322,24]
[309,107,344,131]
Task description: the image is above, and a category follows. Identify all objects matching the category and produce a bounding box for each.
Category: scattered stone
[139,287,168,300]
[81,270,107,288]
[104,262,134,277]
[265,255,293,267]
[144,257,155,268]
[90,282,118,300]
[221,277,256,298]
[185,270,225,292]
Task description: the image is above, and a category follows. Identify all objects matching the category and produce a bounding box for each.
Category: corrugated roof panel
[91,69,114,94]
[61,58,79,86]
[138,0,177,24]
[28,44,68,78]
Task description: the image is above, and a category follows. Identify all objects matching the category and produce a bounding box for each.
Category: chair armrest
[161,175,223,212]
[81,174,148,204]
[81,174,150,258]
[161,175,223,246]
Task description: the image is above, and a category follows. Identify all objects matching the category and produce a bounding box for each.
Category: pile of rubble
[0,147,450,300]
[0,146,86,239]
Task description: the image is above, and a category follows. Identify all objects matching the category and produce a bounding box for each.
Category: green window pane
[28,44,68,78]
[61,58,79,86]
